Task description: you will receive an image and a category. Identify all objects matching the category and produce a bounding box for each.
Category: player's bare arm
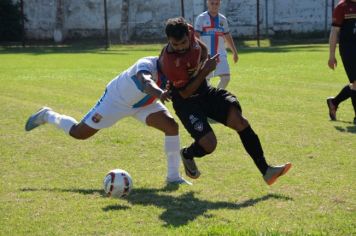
[137,71,171,103]
[328,26,340,70]
[178,54,220,99]
[224,33,238,63]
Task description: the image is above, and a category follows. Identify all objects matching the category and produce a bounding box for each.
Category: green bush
[0,0,24,41]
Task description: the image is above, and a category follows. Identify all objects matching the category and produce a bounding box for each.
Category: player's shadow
[21,186,293,227]
[21,187,107,196]
[333,121,356,133]
[20,183,180,196]
[103,187,293,227]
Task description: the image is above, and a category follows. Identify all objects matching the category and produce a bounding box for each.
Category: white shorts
[81,90,169,129]
[206,55,230,79]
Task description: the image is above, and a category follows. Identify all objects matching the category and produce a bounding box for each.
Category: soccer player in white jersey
[25,56,190,185]
[194,0,238,89]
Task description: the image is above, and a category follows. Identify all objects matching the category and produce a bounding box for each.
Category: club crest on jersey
[189,115,199,124]
[194,122,204,132]
[92,113,102,123]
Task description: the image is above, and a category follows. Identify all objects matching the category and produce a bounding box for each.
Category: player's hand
[328,57,337,70]
[201,54,220,75]
[233,53,238,63]
[159,90,171,103]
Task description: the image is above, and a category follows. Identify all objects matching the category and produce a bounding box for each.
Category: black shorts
[172,86,241,141]
[339,43,356,83]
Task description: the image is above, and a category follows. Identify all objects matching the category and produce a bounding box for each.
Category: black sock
[238,126,269,175]
[333,85,351,107]
[351,89,356,117]
[182,142,207,159]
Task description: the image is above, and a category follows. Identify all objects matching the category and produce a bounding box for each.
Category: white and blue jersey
[107,56,167,108]
[194,11,229,57]
[82,56,169,129]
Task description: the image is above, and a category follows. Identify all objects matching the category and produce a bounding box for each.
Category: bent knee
[69,124,96,140]
[69,132,91,140]
[204,141,217,154]
[199,137,217,154]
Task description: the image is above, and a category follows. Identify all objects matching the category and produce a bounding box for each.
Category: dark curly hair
[165,17,189,40]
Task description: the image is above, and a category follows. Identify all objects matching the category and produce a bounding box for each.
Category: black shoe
[180,150,201,179]
[326,97,337,121]
[353,117,356,125]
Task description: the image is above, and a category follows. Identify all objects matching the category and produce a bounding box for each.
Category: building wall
[19,0,335,41]
[23,0,56,39]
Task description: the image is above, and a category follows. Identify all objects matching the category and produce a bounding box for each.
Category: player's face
[207,0,220,14]
[168,35,190,54]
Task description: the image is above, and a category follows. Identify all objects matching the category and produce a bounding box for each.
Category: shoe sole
[183,163,201,179]
[326,98,336,121]
[185,170,201,179]
[182,161,201,179]
[266,162,292,186]
[167,179,193,186]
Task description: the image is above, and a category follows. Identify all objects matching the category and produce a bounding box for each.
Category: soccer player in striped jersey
[194,0,238,89]
[25,56,190,185]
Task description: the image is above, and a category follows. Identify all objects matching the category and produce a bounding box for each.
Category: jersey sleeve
[220,14,230,34]
[332,2,345,27]
[194,15,203,33]
[135,58,154,74]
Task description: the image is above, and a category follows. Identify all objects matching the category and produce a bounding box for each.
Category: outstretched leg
[25,107,98,139]
[226,105,291,185]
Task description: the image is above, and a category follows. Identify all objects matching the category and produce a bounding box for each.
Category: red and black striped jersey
[332,0,356,44]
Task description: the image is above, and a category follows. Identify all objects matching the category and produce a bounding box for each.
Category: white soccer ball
[103,169,133,198]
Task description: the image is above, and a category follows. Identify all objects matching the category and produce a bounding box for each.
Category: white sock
[45,110,78,135]
[164,135,181,181]
[217,75,230,89]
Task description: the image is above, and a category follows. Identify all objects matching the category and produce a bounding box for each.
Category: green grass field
[0,43,355,236]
